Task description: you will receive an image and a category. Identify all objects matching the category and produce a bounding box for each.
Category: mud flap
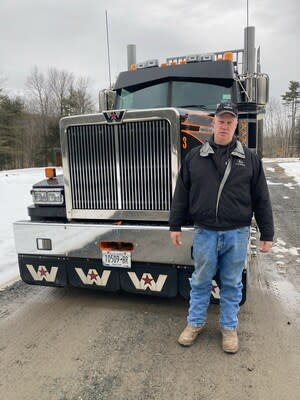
[120,263,177,298]
[178,267,247,305]
[66,258,119,291]
[18,254,67,287]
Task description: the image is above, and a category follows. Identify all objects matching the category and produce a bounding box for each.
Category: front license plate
[102,251,131,268]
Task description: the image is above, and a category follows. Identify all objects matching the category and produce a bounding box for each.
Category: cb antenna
[105,10,112,89]
[247,0,249,27]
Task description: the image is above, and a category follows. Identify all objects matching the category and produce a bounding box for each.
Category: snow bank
[0,168,45,288]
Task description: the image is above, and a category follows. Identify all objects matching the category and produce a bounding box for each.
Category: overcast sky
[0,0,299,105]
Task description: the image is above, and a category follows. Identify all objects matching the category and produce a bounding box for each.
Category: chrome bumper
[13,221,194,266]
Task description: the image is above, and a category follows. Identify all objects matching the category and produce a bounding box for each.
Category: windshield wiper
[178,104,207,109]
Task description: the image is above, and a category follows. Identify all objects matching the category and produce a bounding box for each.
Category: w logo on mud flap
[127,272,167,292]
[75,268,111,286]
[26,264,58,282]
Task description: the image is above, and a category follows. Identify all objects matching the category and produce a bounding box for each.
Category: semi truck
[13,26,268,302]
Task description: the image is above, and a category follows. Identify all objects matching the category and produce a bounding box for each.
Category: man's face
[213,113,238,145]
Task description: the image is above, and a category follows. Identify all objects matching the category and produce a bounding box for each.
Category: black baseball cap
[215,102,238,118]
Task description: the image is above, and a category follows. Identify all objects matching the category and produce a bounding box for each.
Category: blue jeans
[188,227,250,330]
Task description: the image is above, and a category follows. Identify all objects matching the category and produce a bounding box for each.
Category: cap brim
[215,111,238,117]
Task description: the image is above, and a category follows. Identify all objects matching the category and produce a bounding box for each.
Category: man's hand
[170,231,182,248]
[259,241,273,253]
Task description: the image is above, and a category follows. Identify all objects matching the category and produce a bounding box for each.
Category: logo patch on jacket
[235,159,246,167]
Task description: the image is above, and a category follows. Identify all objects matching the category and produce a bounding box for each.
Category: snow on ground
[0,160,299,288]
[0,168,49,289]
[272,238,299,257]
[265,158,300,188]
[278,162,300,185]
[265,157,300,185]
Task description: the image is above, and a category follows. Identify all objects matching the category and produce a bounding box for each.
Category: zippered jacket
[169,140,274,241]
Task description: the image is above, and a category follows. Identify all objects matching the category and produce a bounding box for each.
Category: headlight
[31,188,64,205]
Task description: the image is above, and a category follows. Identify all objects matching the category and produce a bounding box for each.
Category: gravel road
[0,161,299,400]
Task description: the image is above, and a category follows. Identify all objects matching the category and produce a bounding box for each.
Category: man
[169,102,274,353]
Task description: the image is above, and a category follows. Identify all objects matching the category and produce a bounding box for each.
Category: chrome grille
[67,120,171,211]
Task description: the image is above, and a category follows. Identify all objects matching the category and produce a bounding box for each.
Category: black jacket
[169,139,274,241]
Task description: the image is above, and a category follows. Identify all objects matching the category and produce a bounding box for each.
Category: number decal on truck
[182,136,188,149]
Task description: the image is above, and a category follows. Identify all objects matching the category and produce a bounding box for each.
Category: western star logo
[26,264,58,282]
[103,110,125,123]
[127,272,167,292]
[75,268,111,286]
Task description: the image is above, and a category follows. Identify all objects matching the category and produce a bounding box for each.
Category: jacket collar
[231,141,245,159]
[199,141,215,157]
[200,139,245,159]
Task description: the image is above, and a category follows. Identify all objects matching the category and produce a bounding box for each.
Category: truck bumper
[13,220,195,264]
[13,221,247,303]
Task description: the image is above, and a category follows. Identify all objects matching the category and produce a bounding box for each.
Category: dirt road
[1,161,299,400]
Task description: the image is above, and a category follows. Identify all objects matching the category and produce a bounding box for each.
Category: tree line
[0,67,95,170]
[264,81,300,157]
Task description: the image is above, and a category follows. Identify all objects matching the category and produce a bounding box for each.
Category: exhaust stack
[243,26,255,74]
[127,44,136,70]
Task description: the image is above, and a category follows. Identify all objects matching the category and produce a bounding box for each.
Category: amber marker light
[129,63,137,71]
[45,167,56,179]
[223,52,233,61]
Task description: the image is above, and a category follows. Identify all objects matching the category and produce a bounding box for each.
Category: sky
[0,0,299,105]
[0,160,299,289]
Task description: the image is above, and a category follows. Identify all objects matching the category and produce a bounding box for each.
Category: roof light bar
[199,53,216,62]
[137,59,159,69]
[186,53,216,63]
[186,54,198,63]
[131,50,234,72]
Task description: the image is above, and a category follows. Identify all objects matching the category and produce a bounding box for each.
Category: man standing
[169,102,274,353]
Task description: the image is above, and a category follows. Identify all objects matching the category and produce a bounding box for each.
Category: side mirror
[98,89,116,112]
[256,74,269,105]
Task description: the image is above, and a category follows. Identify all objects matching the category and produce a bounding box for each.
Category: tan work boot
[178,324,204,346]
[221,329,239,353]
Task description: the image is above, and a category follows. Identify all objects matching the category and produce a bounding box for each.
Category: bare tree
[63,77,95,115]
[264,98,291,157]
[48,67,74,117]
[23,66,95,167]
[26,67,51,165]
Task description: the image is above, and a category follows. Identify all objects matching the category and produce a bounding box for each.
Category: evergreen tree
[0,94,24,169]
[281,81,300,156]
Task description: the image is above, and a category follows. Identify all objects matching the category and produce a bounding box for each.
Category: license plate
[102,251,131,268]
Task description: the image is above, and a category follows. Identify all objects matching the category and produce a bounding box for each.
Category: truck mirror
[99,89,116,112]
[256,74,269,105]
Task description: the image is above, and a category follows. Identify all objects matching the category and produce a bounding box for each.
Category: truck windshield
[115,80,233,110]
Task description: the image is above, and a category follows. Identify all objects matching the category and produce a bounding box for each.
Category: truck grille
[67,120,172,211]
